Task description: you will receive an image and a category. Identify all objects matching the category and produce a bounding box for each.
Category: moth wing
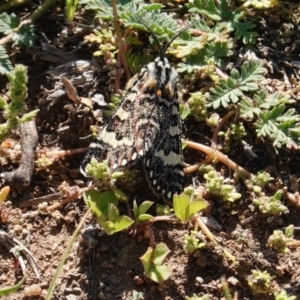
[80,72,160,175]
[143,98,184,201]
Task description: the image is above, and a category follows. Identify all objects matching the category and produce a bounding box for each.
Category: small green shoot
[252,189,288,215]
[83,190,134,235]
[219,122,247,152]
[133,200,154,223]
[246,171,274,194]
[85,158,124,185]
[0,64,39,140]
[156,204,174,216]
[203,170,242,202]
[140,243,171,284]
[267,225,295,254]
[184,230,206,254]
[173,190,208,224]
[186,91,207,121]
[65,0,79,22]
[274,290,296,300]
[247,269,275,295]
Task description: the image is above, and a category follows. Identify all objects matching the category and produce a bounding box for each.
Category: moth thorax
[145,57,178,88]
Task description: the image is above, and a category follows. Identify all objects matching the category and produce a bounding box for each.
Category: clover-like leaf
[140,243,171,284]
[174,193,208,223]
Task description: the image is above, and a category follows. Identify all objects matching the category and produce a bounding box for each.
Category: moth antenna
[135,15,163,56]
[161,22,194,59]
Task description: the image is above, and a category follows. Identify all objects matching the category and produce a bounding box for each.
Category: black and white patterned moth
[80,26,188,201]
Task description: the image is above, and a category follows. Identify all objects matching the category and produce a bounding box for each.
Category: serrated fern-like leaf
[121,4,179,40]
[232,19,257,44]
[187,0,258,44]
[0,13,19,34]
[186,0,222,21]
[207,60,266,109]
[255,105,300,148]
[0,46,13,75]
[176,40,234,73]
[170,21,232,59]
[258,91,295,110]
[239,97,261,120]
[79,0,134,14]
[12,24,37,47]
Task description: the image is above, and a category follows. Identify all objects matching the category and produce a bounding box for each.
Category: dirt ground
[1,1,300,299]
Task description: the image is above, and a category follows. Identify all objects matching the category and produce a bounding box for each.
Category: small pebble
[23,284,41,297]
[13,224,22,234]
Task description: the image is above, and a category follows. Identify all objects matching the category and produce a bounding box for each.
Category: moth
[80,26,189,201]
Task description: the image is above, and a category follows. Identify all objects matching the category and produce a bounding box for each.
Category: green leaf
[0,275,26,296]
[255,104,300,148]
[133,200,154,222]
[140,247,153,272]
[174,193,208,223]
[186,0,222,21]
[138,214,154,222]
[239,97,261,120]
[186,200,208,220]
[0,13,19,34]
[0,46,13,75]
[180,103,191,120]
[173,193,190,222]
[108,203,119,221]
[0,96,7,110]
[113,188,128,202]
[207,60,266,109]
[152,243,170,265]
[177,39,234,73]
[80,0,134,15]
[140,243,171,284]
[109,215,134,233]
[232,18,258,44]
[186,0,258,44]
[121,4,179,41]
[148,265,171,284]
[138,201,154,215]
[101,204,134,234]
[12,23,37,47]
[83,190,118,217]
[20,109,39,122]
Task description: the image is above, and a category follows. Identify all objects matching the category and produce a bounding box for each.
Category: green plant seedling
[247,270,275,295]
[246,171,274,194]
[83,190,134,235]
[203,170,242,202]
[140,243,171,284]
[0,64,39,139]
[156,204,174,216]
[252,189,288,215]
[65,0,79,22]
[133,200,154,223]
[274,290,296,300]
[267,225,295,254]
[184,230,206,254]
[173,191,208,224]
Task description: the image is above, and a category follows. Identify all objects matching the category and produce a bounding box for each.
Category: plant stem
[0,0,27,13]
